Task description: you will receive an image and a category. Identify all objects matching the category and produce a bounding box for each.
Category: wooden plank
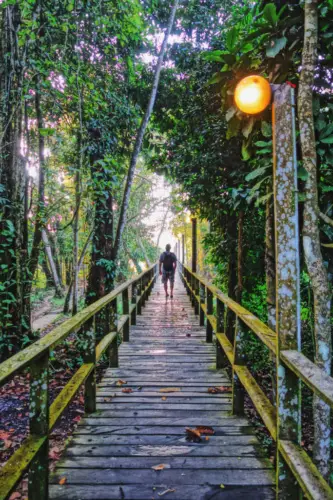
[281,350,333,408]
[73,425,255,436]
[235,365,277,441]
[96,332,117,361]
[79,417,250,426]
[65,443,263,457]
[49,363,94,431]
[0,435,46,500]
[279,440,333,500]
[50,468,274,486]
[70,434,258,446]
[49,484,275,500]
[216,333,234,364]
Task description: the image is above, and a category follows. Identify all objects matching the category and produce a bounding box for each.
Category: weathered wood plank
[49,484,275,500]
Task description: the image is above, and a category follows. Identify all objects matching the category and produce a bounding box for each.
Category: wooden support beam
[191,217,197,273]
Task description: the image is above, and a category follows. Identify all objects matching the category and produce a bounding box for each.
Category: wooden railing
[179,263,333,500]
[0,263,158,500]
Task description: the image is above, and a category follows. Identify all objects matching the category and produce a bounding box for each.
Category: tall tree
[298,0,331,478]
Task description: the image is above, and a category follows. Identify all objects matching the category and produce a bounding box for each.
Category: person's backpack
[163,252,174,271]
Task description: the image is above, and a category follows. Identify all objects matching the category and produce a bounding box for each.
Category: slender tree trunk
[41,255,53,288]
[298,0,331,478]
[138,236,151,266]
[114,0,179,259]
[72,148,81,315]
[156,207,169,258]
[27,73,45,295]
[41,230,64,297]
[64,230,92,314]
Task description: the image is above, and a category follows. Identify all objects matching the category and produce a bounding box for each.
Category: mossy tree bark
[298,0,332,478]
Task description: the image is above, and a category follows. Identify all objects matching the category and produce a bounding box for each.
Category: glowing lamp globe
[234,76,271,115]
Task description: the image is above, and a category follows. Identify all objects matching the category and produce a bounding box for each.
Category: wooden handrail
[179,263,333,500]
[0,263,158,500]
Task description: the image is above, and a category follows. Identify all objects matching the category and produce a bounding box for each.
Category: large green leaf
[266,36,287,58]
[245,166,269,182]
[321,136,333,144]
[226,27,239,52]
[263,3,278,25]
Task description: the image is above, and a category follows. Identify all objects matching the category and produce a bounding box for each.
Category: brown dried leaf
[116,380,127,386]
[122,388,133,393]
[151,463,171,471]
[159,388,180,393]
[185,427,202,442]
[208,386,231,394]
[59,477,67,485]
[196,426,215,435]
[161,397,167,401]
[9,493,21,500]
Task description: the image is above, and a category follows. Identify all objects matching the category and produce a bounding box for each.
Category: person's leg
[170,271,175,298]
[162,271,169,297]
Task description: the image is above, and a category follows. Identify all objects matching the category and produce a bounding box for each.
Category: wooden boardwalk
[50,277,274,499]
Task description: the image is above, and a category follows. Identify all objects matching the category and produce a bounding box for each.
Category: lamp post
[234,76,301,498]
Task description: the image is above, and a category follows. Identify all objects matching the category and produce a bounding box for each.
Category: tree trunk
[138,236,151,266]
[72,148,81,315]
[156,207,169,258]
[114,0,179,259]
[298,0,331,478]
[64,230,93,314]
[42,230,64,298]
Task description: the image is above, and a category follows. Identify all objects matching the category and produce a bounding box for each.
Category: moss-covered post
[109,298,118,367]
[122,288,130,341]
[199,283,205,326]
[206,288,213,342]
[82,316,96,413]
[273,83,301,498]
[131,282,137,325]
[182,234,185,264]
[137,279,142,315]
[28,353,49,499]
[232,318,246,416]
[216,299,227,368]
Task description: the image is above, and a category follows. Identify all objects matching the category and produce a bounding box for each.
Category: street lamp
[234,75,272,115]
[234,75,301,496]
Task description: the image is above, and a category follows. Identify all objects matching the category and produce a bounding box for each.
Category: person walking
[159,244,177,298]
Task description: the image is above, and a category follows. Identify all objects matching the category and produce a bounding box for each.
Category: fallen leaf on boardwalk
[158,489,176,497]
[159,388,180,393]
[151,463,171,471]
[205,436,210,441]
[59,477,67,485]
[185,427,202,442]
[0,431,11,440]
[220,484,225,489]
[73,416,81,422]
[3,439,12,449]
[122,388,133,393]
[137,386,143,391]
[196,426,215,435]
[161,397,167,401]
[116,380,127,386]
[208,386,231,394]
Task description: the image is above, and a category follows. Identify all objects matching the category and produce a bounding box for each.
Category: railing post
[199,283,205,327]
[131,282,137,325]
[109,298,118,367]
[28,353,49,500]
[137,279,142,315]
[216,298,227,368]
[273,84,301,498]
[122,288,130,342]
[83,316,96,413]
[206,288,213,342]
[182,234,185,264]
[191,217,197,273]
[194,277,199,315]
[232,318,246,416]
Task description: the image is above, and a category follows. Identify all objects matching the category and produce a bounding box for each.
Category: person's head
[165,244,171,252]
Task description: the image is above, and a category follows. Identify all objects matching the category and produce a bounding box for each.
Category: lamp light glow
[234,75,271,115]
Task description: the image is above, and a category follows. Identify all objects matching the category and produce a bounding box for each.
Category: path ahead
[50,276,274,499]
